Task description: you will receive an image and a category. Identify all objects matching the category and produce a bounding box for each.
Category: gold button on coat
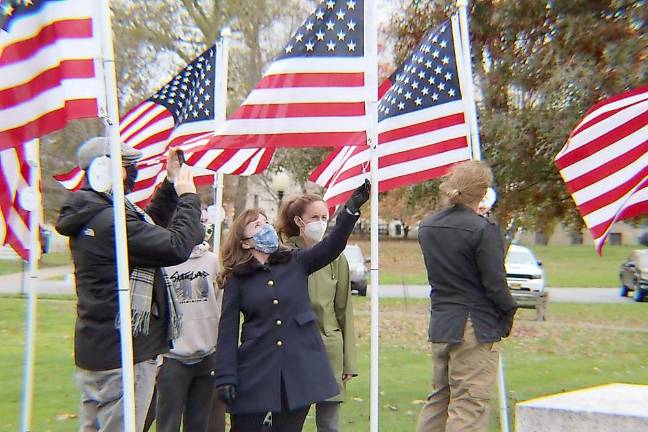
[273,299,279,305]
[276,340,283,347]
[268,280,274,286]
[276,319,282,325]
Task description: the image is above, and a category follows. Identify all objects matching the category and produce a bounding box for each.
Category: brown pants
[416,319,499,432]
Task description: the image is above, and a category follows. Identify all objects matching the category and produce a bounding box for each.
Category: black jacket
[56,180,203,371]
[214,209,359,414]
[418,205,517,343]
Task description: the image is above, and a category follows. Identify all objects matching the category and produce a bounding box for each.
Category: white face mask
[303,220,327,243]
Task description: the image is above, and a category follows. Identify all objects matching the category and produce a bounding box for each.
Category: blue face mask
[249,223,279,254]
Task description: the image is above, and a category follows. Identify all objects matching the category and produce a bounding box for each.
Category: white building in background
[516,221,644,247]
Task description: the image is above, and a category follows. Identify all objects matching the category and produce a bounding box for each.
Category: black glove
[345,179,371,214]
[216,384,236,404]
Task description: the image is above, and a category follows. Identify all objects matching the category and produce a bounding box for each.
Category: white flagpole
[456,0,481,160]
[212,28,230,261]
[365,0,380,431]
[497,353,510,432]
[99,2,137,430]
[19,139,42,432]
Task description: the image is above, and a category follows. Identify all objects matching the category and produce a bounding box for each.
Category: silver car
[343,244,368,296]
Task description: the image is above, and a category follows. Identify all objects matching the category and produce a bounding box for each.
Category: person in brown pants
[416,161,517,432]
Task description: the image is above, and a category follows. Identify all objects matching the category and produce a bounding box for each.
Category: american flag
[0,142,36,260]
[193,0,367,151]
[310,17,472,208]
[0,0,103,150]
[555,85,648,253]
[55,45,274,205]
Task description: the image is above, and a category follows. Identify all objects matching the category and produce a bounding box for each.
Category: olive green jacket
[288,236,358,401]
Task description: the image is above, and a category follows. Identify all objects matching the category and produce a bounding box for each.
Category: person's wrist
[345,205,359,215]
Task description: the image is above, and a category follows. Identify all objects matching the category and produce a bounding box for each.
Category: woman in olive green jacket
[277,194,358,432]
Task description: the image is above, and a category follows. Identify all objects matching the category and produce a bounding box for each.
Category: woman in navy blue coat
[214,181,370,432]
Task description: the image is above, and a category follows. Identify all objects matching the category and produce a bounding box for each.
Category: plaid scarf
[112,196,182,340]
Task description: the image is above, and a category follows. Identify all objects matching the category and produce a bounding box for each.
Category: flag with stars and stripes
[310,17,473,208]
[0,0,104,150]
[555,85,648,254]
[195,0,367,150]
[55,45,274,205]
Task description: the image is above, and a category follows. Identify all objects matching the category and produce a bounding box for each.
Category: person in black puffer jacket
[56,137,203,432]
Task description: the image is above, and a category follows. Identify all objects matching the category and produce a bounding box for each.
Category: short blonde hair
[439,160,493,207]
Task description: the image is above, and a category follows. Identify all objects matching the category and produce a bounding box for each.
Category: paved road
[0,266,74,295]
[0,268,634,304]
[372,285,632,304]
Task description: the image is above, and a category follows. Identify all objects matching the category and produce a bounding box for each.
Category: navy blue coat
[214,209,359,414]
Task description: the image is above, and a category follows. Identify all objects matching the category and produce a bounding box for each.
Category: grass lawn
[531,244,635,288]
[351,239,637,287]
[2,296,647,431]
[0,252,72,276]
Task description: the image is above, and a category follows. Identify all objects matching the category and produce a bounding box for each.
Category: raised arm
[296,180,370,274]
[145,179,178,227]
[296,209,360,274]
[125,193,203,268]
[145,148,187,227]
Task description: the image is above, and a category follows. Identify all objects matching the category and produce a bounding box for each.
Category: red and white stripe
[0,144,33,260]
[311,101,471,208]
[55,105,275,206]
[198,57,368,150]
[0,0,103,150]
[122,140,274,207]
[555,85,648,253]
[181,133,275,175]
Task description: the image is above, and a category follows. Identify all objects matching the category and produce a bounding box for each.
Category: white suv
[505,244,546,293]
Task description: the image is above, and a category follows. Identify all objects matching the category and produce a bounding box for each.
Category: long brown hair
[276,194,325,241]
[216,209,266,288]
[439,160,492,208]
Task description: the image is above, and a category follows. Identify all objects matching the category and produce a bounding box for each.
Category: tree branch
[180,0,211,40]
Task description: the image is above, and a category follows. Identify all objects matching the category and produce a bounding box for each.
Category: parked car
[619,249,648,302]
[343,244,368,296]
[505,244,546,293]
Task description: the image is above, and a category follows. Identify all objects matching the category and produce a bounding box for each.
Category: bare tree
[43,1,309,221]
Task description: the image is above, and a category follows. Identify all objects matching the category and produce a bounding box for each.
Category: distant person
[415,161,517,432]
[155,210,226,432]
[56,138,203,432]
[277,194,358,432]
[214,181,370,432]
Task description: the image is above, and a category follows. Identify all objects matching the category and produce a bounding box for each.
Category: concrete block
[516,383,648,432]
